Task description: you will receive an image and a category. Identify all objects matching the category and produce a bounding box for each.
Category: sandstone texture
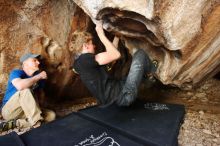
[0,0,220,101]
[73,0,220,88]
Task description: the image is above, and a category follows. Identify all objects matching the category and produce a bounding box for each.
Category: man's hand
[36,71,47,80]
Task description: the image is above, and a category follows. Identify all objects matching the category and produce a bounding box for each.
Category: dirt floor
[0,78,220,146]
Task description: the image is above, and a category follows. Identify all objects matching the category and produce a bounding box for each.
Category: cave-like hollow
[13,2,199,117]
[39,6,170,115]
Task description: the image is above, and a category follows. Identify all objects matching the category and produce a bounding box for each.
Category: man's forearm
[12,75,41,91]
[113,36,119,48]
[96,30,118,53]
[96,31,112,48]
[95,22,121,65]
[21,76,41,88]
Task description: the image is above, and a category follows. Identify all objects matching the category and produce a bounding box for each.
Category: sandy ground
[0,78,220,146]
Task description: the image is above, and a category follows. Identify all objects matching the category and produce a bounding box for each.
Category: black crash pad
[0,131,25,146]
[0,100,185,146]
[20,113,143,146]
[78,101,185,146]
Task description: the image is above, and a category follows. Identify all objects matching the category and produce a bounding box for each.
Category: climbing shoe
[145,59,158,82]
[151,60,158,73]
[0,119,17,132]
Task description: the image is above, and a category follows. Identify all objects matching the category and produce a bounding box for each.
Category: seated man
[72,21,157,107]
[0,53,56,132]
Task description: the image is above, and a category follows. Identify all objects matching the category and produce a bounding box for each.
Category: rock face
[0,0,220,101]
[73,0,220,88]
[0,0,91,101]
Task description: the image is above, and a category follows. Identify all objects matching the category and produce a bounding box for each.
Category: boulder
[73,0,220,88]
[0,0,220,102]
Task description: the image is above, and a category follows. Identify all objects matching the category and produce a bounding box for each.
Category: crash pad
[77,101,185,146]
[0,100,185,146]
[0,131,24,146]
[20,113,143,146]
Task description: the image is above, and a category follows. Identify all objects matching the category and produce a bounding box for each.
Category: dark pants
[116,49,152,106]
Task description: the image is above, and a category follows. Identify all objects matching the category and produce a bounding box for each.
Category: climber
[72,21,157,107]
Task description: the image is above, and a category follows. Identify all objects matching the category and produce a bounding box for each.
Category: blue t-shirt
[2,69,44,106]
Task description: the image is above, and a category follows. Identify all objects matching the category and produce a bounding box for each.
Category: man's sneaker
[0,119,17,132]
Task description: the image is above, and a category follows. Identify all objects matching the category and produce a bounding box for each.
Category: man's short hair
[71,30,93,54]
[20,53,40,64]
